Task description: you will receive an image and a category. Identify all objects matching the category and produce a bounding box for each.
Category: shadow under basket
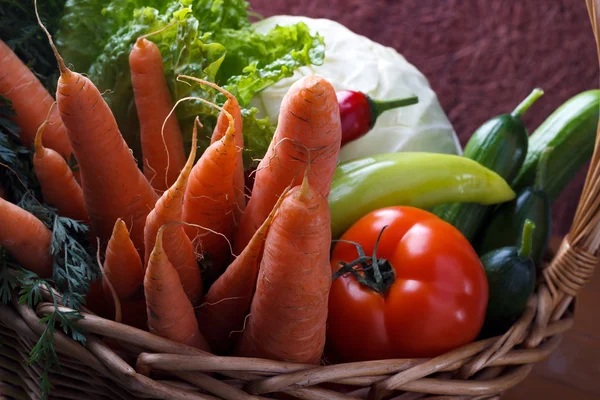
[0,235,591,400]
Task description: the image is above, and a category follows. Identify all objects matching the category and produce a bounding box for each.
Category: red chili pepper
[336,90,418,146]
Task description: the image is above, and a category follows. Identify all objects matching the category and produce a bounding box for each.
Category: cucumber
[477,187,550,264]
[433,88,542,242]
[478,221,537,338]
[477,148,553,265]
[512,89,600,201]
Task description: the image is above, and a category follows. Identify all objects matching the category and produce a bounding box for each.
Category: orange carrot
[144,119,202,305]
[33,103,89,223]
[0,197,53,277]
[144,225,210,351]
[181,91,238,278]
[0,39,74,162]
[197,183,290,355]
[233,75,341,254]
[130,37,186,193]
[102,219,147,330]
[211,94,246,222]
[104,219,144,301]
[178,75,246,221]
[36,11,158,255]
[234,174,332,364]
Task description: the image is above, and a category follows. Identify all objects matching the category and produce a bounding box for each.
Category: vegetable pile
[1,0,599,397]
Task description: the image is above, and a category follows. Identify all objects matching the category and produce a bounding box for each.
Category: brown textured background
[250,0,599,237]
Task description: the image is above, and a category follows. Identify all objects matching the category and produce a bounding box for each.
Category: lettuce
[54,0,324,167]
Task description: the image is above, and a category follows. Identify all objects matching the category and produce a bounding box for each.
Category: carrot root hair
[159,220,236,260]
[229,313,251,337]
[96,238,122,323]
[176,75,237,103]
[195,296,245,309]
[254,137,311,185]
[160,96,234,187]
[177,75,240,151]
[34,0,70,76]
[137,21,177,42]
[144,161,159,190]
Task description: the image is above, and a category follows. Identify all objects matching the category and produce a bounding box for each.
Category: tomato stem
[332,226,395,294]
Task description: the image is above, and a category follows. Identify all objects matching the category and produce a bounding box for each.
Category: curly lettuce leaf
[217,22,325,106]
[240,107,275,166]
[55,0,247,72]
[54,0,324,168]
[83,6,228,159]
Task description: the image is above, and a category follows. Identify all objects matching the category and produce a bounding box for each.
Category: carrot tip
[33,102,57,154]
[134,37,146,48]
[155,225,166,251]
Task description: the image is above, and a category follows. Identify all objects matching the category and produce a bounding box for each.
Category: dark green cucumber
[479,221,537,338]
[433,88,543,242]
[477,187,550,264]
[477,148,553,264]
[512,89,600,201]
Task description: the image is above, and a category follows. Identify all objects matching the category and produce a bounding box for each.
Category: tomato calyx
[332,226,395,294]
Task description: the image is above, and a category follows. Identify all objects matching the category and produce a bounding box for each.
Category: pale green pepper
[329,152,516,238]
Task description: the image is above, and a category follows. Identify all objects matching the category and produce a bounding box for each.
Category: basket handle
[543,235,598,300]
[541,0,600,315]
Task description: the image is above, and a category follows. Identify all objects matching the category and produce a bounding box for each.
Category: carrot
[104,219,144,301]
[178,75,246,221]
[233,75,341,254]
[130,36,186,193]
[0,39,74,162]
[211,91,246,222]
[144,225,210,351]
[143,118,202,305]
[36,9,158,255]
[102,219,147,330]
[33,103,89,223]
[0,197,53,277]
[196,183,291,355]
[180,89,238,278]
[234,173,332,364]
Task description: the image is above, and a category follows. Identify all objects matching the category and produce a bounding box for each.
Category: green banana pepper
[329,152,516,239]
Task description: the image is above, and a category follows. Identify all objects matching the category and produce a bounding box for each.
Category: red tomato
[327,206,488,362]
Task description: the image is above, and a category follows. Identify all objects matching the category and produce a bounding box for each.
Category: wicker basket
[2,3,600,400]
[0,236,587,400]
